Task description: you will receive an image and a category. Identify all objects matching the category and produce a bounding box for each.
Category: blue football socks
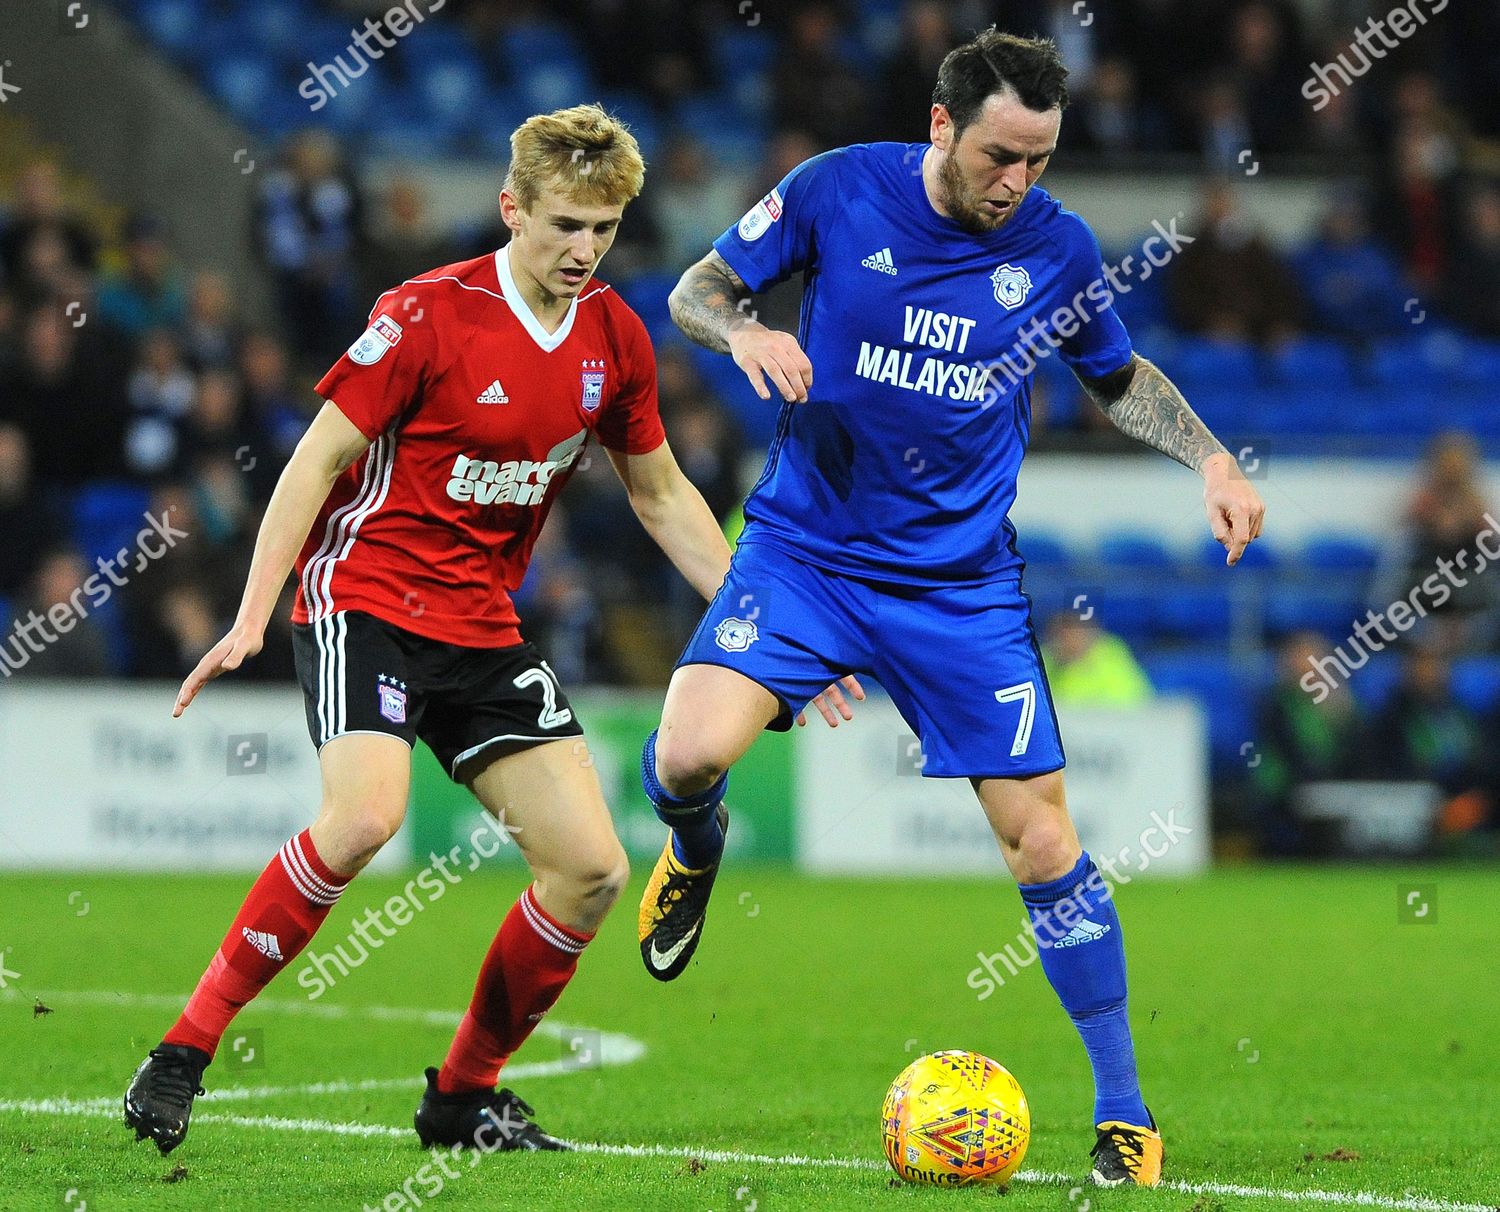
[1018,852,1148,1126]
[640,729,726,869]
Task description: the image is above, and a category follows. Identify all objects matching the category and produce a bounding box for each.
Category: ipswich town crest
[581,359,606,411]
[989,263,1033,311]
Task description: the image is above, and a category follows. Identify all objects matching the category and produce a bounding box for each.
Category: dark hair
[932,29,1070,132]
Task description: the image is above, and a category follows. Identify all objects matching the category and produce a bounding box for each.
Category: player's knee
[1009,823,1080,885]
[316,798,406,873]
[652,730,728,798]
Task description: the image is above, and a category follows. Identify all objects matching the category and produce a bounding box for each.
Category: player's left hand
[1201,451,1265,566]
[796,674,866,728]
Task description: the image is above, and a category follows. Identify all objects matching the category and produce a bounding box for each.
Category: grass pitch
[1,864,1496,1211]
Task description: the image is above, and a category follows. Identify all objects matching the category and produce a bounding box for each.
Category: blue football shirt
[713,141,1134,584]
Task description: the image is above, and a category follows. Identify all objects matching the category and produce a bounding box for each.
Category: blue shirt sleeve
[1055,220,1134,380]
[712,151,842,293]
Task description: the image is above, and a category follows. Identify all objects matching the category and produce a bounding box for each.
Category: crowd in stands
[3,1,1500,854]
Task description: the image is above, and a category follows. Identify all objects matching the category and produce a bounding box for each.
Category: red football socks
[437,885,593,1094]
[164,829,351,1058]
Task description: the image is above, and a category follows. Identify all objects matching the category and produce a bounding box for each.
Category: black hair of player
[932,29,1070,134]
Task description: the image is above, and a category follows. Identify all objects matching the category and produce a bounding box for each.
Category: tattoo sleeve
[668,251,753,354]
[1080,354,1229,473]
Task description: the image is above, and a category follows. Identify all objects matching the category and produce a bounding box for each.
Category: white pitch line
[0,1097,1490,1212]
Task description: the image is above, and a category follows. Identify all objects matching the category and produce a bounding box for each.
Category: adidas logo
[476,379,509,404]
[861,246,898,275]
[242,928,284,962]
[1052,919,1111,949]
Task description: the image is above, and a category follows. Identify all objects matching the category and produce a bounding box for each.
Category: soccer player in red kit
[122,105,741,1155]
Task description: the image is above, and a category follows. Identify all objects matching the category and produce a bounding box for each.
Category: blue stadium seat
[1264,590,1363,640]
[500,22,589,75]
[1342,655,1402,711]
[203,55,278,123]
[1159,337,1258,392]
[1301,536,1380,574]
[614,272,678,337]
[712,26,777,78]
[417,57,489,128]
[1452,657,1500,715]
[136,0,201,55]
[1017,530,1074,573]
[1265,337,1354,386]
[1096,532,1178,570]
[72,483,153,565]
[1142,650,1270,770]
[1197,536,1278,570]
[1156,583,1235,643]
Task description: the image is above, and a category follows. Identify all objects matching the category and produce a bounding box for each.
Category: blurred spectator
[1194,81,1256,174]
[358,176,459,308]
[656,346,744,522]
[1218,2,1307,155]
[1169,180,1303,344]
[647,136,747,272]
[5,548,114,678]
[0,161,98,287]
[96,214,187,339]
[124,329,195,480]
[1375,74,1464,292]
[1291,192,1410,339]
[1372,644,1495,836]
[256,131,362,365]
[772,4,871,149]
[0,425,59,598]
[0,305,125,485]
[182,270,240,371]
[1380,431,1500,648]
[1250,631,1373,856]
[1069,58,1159,159]
[879,1,960,143]
[240,330,311,474]
[1041,614,1153,706]
[1442,186,1500,339]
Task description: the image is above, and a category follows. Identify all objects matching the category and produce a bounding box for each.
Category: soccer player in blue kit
[636,29,1265,1186]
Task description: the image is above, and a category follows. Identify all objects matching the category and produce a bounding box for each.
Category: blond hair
[504,104,645,210]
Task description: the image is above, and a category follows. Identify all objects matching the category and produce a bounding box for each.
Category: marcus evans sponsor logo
[445,432,585,507]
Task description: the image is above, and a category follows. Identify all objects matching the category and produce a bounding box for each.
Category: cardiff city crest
[989,263,1033,311]
[713,617,759,653]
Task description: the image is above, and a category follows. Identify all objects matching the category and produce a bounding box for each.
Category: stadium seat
[1451,657,1500,715]
[72,483,153,565]
[1016,530,1074,573]
[1141,649,1270,771]
[1159,337,1258,392]
[1197,536,1278,571]
[203,55,278,123]
[613,273,677,337]
[1301,536,1380,574]
[1096,532,1177,571]
[1343,655,1402,711]
[1264,589,1363,640]
[1265,337,1354,387]
[1155,583,1236,643]
[135,0,201,55]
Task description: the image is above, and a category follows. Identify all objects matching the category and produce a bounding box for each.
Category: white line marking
[0,1098,1488,1212]
[5,989,644,1064]
[3,991,1488,1211]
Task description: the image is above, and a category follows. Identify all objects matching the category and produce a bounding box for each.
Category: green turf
[1,864,1496,1211]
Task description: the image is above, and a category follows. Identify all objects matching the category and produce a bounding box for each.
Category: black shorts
[291,611,584,783]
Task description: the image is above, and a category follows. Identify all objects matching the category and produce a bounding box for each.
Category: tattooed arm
[669,250,814,403]
[1080,354,1267,565]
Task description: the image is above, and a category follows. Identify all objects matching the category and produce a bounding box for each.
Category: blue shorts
[678,540,1065,779]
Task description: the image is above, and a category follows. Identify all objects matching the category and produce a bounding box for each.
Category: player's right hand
[174,622,264,717]
[728,325,813,403]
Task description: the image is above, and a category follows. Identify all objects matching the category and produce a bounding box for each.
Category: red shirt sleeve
[315,294,437,440]
[595,307,666,455]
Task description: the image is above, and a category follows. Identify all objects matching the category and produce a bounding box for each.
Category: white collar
[495,243,578,353]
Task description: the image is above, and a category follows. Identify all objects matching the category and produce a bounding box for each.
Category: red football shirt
[294,248,665,647]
